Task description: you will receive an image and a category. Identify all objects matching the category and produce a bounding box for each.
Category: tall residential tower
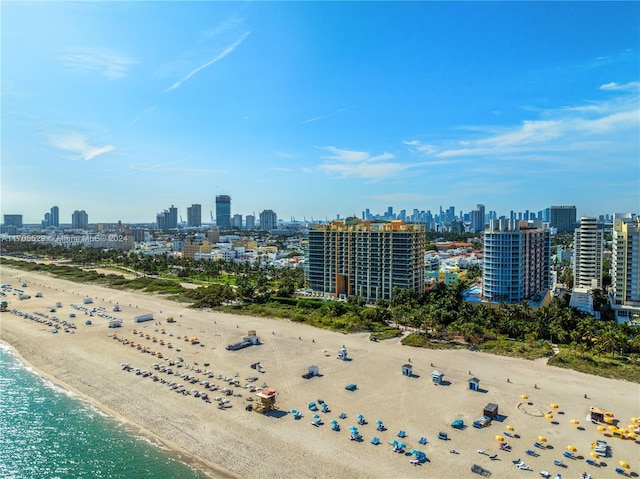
[307,219,425,302]
[611,213,640,322]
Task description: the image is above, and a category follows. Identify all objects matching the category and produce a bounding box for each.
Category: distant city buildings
[156,205,178,230]
[3,214,23,228]
[216,195,231,230]
[482,219,550,303]
[42,206,60,229]
[550,205,577,233]
[306,219,425,301]
[245,214,255,230]
[186,204,202,228]
[71,210,88,229]
[611,213,640,323]
[470,204,485,233]
[259,209,277,231]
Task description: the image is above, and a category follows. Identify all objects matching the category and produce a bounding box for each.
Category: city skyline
[2,2,639,222]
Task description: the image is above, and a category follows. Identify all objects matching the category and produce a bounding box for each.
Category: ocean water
[0,344,210,479]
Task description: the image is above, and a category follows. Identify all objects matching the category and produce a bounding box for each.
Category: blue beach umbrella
[312,414,320,420]
[376,420,383,425]
[330,419,338,425]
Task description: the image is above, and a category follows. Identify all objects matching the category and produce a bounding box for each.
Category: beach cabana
[589,407,605,423]
[307,365,319,377]
[402,364,413,377]
[468,377,480,391]
[431,370,444,385]
[451,419,464,429]
[483,403,499,420]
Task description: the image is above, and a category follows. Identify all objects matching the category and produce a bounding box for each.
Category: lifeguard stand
[255,388,277,413]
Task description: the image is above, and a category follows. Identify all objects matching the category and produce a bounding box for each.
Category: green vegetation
[549,347,640,383]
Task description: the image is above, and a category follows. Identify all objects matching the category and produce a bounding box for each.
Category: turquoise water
[0,344,210,479]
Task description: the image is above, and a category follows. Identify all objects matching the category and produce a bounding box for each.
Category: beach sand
[1,265,639,479]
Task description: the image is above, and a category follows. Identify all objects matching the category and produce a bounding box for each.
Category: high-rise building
[470,204,485,233]
[50,206,59,227]
[259,209,277,231]
[482,219,550,303]
[71,210,88,229]
[550,205,577,233]
[42,213,51,229]
[216,195,231,230]
[611,213,640,322]
[155,205,178,230]
[307,219,425,302]
[232,214,243,229]
[3,214,23,228]
[187,204,202,228]
[573,217,603,290]
[245,215,255,230]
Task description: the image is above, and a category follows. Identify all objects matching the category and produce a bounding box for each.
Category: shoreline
[0,338,240,479]
[2,265,639,478]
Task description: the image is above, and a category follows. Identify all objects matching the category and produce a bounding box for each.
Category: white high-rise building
[611,213,640,323]
[573,217,603,290]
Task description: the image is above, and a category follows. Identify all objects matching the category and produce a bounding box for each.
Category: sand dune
[1,266,639,478]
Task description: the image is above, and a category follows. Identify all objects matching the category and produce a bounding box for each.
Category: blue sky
[2,1,638,224]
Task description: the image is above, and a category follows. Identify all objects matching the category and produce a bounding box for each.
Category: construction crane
[210,210,214,222]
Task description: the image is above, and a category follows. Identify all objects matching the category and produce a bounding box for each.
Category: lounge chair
[397,430,406,438]
[371,437,380,445]
[553,460,565,467]
[586,459,596,466]
[526,449,535,456]
[539,472,550,478]
[534,442,543,448]
[562,451,574,459]
[615,467,626,475]
[438,432,448,440]
[418,437,427,445]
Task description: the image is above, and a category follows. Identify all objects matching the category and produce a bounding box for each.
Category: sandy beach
[1,265,639,479]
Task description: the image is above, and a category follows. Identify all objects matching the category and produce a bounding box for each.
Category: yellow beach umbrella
[632,417,639,423]
[629,424,637,430]
[521,394,528,400]
[597,425,606,432]
[496,435,505,442]
[567,445,577,452]
[570,419,580,425]
[506,425,515,431]
[619,461,630,469]
[550,403,559,409]
[545,414,553,419]
[605,411,614,417]
[609,425,618,432]
[538,436,547,442]
[628,432,637,439]
[604,416,614,424]
[590,451,599,459]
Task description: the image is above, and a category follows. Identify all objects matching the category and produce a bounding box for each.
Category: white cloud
[48,131,115,161]
[321,146,394,163]
[57,49,135,78]
[167,31,250,92]
[436,91,639,159]
[403,139,436,155]
[599,81,640,91]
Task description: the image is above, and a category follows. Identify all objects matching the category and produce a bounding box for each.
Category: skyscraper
[483,219,550,303]
[245,215,255,230]
[573,217,603,290]
[307,219,425,302]
[611,213,640,322]
[50,206,59,228]
[187,204,202,227]
[155,205,178,230]
[259,209,277,231]
[550,205,577,233]
[470,204,485,233]
[215,195,231,230]
[3,214,23,228]
[71,210,88,229]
